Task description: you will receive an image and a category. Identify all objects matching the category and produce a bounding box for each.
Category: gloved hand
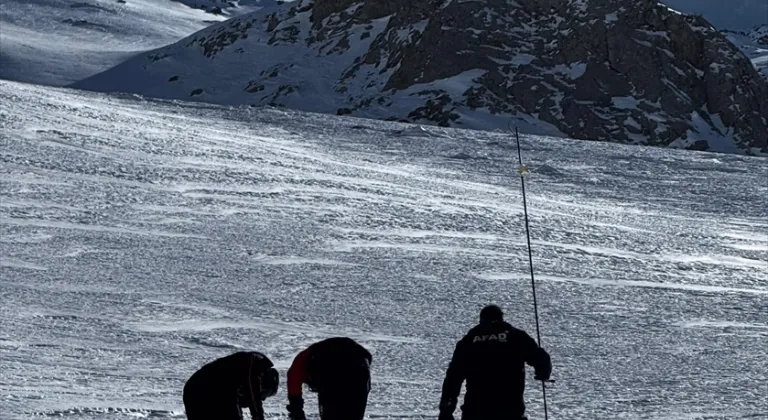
[287,396,306,420]
[534,364,551,381]
[533,346,552,381]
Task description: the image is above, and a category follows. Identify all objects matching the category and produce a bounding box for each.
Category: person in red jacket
[286,337,372,420]
[183,351,279,420]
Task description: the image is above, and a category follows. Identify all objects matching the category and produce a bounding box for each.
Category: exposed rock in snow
[75,0,768,154]
[753,24,768,45]
[171,0,283,16]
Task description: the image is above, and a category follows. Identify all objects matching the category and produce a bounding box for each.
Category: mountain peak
[75,0,768,154]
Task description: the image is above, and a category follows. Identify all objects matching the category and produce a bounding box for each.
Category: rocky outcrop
[751,24,768,45]
[75,0,768,154]
[171,0,281,15]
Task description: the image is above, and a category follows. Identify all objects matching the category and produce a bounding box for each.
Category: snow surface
[0,0,266,86]
[1,80,767,419]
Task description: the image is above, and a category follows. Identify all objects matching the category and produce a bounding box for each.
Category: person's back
[187,352,265,388]
[184,351,278,420]
[439,305,551,420]
[306,337,372,388]
[287,337,372,420]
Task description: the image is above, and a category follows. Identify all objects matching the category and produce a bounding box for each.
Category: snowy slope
[2,80,767,419]
[73,0,768,155]
[725,25,768,80]
[661,0,768,32]
[0,0,257,86]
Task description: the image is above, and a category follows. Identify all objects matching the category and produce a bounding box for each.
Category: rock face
[171,0,281,15]
[75,0,768,154]
[754,25,768,46]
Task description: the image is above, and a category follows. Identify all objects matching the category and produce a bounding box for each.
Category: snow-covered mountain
[74,0,768,155]
[2,79,767,419]
[659,1,768,82]
[725,24,768,80]
[660,1,768,81]
[661,0,767,32]
[0,0,280,86]
[0,0,221,86]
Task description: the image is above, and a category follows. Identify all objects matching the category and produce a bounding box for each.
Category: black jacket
[440,321,551,417]
[184,351,274,418]
[288,337,372,398]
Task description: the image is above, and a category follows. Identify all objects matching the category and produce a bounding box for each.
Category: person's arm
[244,390,264,420]
[239,353,265,420]
[439,339,468,418]
[522,332,552,381]
[286,349,310,420]
[245,363,264,420]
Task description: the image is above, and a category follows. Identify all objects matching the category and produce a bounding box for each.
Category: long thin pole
[514,127,549,420]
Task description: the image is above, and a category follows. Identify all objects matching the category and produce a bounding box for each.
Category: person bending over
[287,337,372,420]
[183,351,279,420]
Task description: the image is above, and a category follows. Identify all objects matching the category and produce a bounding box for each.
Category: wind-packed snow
[660,0,768,32]
[0,0,248,86]
[1,80,767,419]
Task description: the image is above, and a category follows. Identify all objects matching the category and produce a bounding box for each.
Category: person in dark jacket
[183,351,279,420]
[438,305,552,420]
[286,337,372,420]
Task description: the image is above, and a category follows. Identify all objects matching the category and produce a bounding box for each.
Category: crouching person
[183,351,279,420]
